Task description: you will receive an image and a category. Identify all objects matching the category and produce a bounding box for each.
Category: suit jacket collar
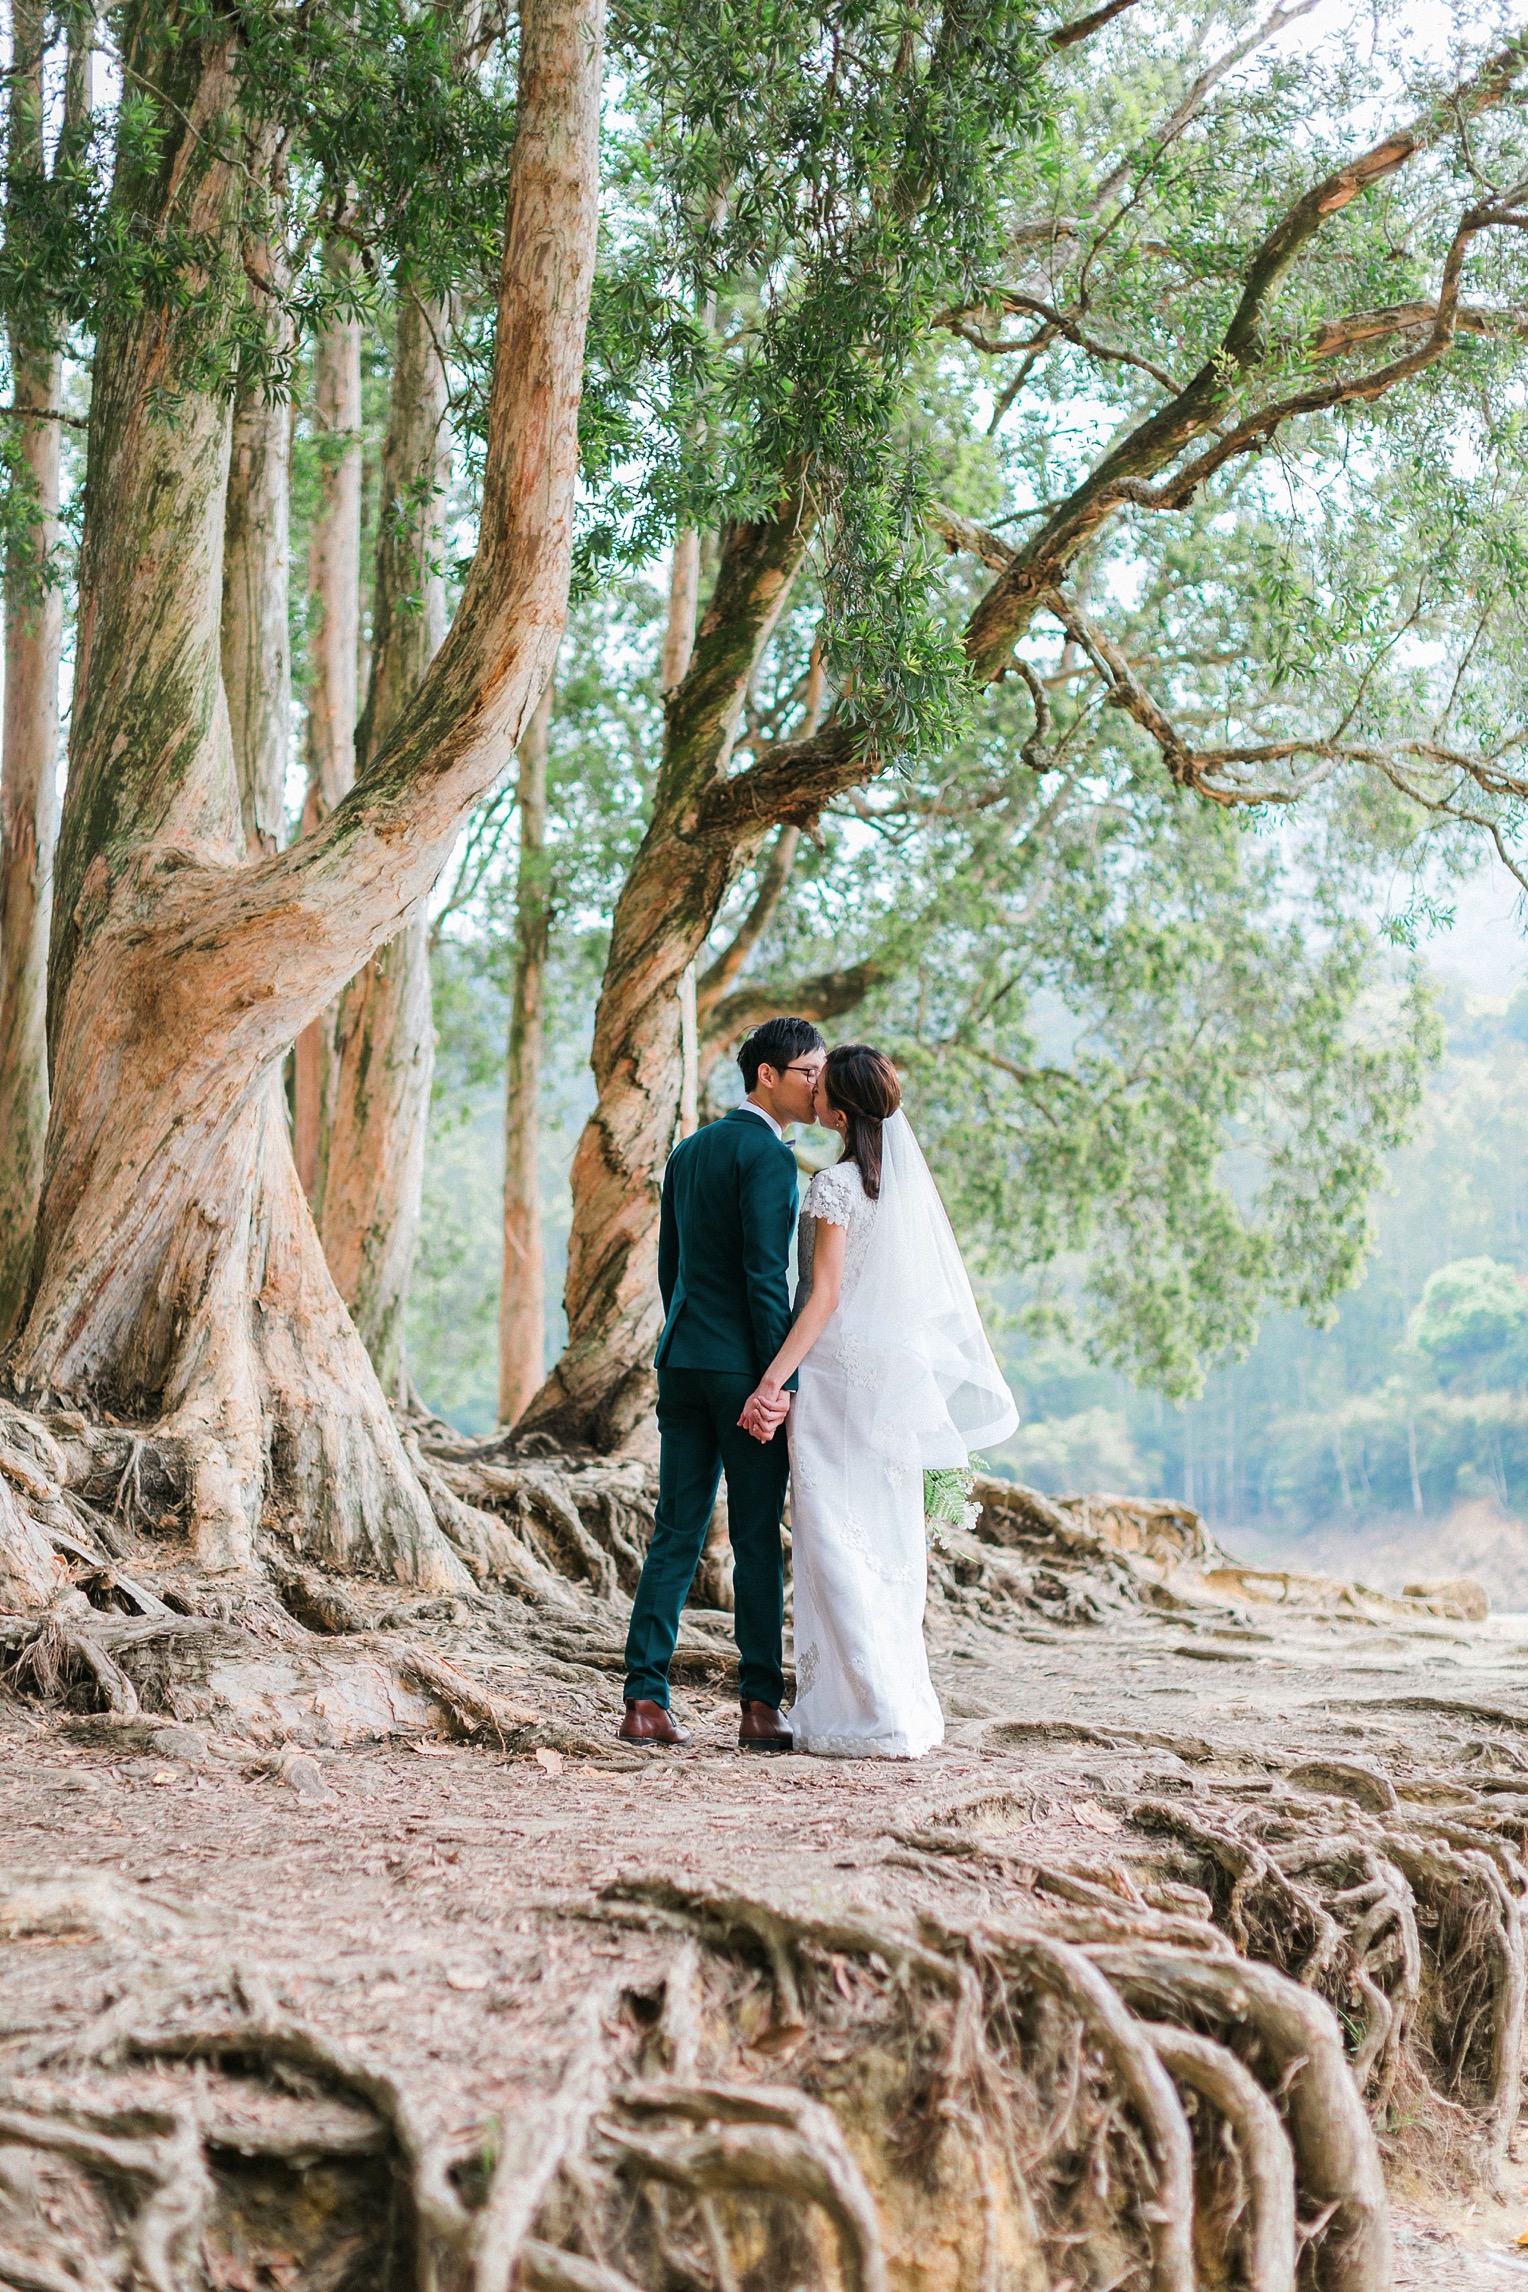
[726,1104,786,1141]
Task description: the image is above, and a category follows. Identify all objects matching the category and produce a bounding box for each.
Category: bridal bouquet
[923,1464,977,1545]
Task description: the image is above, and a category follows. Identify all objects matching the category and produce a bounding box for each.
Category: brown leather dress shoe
[619,1699,691,1747]
[738,1700,794,1753]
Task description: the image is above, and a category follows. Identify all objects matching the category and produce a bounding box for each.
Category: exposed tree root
[1141,2023,1296,2292]
[586,1875,1390,2292]
[604,2083,890,2292]
[1088,1948,1389,2292]
[0,1858,1405,2292]
[1129,1776,1528,2187]
[3,1401,1526,2283]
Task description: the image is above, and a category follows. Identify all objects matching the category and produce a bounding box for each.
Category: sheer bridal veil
[835,1110,1018,1468]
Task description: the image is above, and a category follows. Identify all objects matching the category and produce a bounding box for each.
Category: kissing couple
[619,1016,1017,1758]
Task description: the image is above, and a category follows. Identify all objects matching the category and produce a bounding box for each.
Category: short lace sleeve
[803,1159,862,1228]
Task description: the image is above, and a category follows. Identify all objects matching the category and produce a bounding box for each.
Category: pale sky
[1423,859,1528,999]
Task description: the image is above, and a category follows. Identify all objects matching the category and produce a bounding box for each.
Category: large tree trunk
[0,0,66,1345]
[497,675,555,1425]
[8,0,605,1590]
[520,505,812,1448]
[291,281,363,1202]
[317,286,451,1400]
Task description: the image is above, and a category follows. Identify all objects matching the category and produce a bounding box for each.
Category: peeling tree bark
[10,0,606,1586]
[0,0,67,1346]
[318,285,452,1399]
[498,675,555,1426]
[292,274,363,1203]
[661,529,700,694]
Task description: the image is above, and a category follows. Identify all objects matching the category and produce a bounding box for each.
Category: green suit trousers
[623,1367,789,1710]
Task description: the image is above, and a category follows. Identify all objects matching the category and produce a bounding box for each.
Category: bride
[742,1045,1017,1758]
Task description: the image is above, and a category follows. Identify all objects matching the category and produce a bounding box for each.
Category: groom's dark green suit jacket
[655,1106,798,1384]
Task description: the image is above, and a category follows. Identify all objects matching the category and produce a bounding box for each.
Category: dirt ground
[9,1534,1528,2291]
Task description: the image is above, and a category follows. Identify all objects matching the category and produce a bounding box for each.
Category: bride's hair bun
[821,1045,900,1199]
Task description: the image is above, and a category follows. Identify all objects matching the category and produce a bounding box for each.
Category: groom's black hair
[738,1016,825,1091]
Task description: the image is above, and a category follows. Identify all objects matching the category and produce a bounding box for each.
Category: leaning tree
[0,0,603,1592]
[521,4,1528,1449]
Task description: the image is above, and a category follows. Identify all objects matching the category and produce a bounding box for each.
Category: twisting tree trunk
[8,0,605,1588]
[292,275,363,1201]
[0,0,69,1344]
[521,502,813,1447]
[688,639,886,1083]
[690,636,820,1083]
[497,674,555,1425]
[220,166,293,857]
[318,285,451,1399]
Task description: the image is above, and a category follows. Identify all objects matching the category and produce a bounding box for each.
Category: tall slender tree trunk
[497,674,555,1425]
[665,532,703,1141]
[317,285,451,1400]
[292,281,363,1201]
[521,505,813,1448]
[8,0,605,1590]
[220,172,293,857]
[0,0,68,1345]
[661,528,700,693]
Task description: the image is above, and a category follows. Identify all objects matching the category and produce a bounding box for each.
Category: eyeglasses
[782,1062,826,1079]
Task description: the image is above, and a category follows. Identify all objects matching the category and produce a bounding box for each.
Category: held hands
[739,1380,790,1444]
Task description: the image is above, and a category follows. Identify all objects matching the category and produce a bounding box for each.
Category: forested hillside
[994,976,1528,1534]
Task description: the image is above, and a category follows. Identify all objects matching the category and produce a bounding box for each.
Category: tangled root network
[1,1409,1526,2289]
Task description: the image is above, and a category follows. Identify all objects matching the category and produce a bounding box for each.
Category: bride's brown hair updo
[821,1045,901,1199]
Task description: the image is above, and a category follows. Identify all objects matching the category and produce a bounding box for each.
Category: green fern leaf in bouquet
[923,1464,975,1547]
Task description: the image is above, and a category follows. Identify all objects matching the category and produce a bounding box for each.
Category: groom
[620,1016,827,1750]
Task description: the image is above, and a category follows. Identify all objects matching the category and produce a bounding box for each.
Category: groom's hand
[739,1382,788,1442]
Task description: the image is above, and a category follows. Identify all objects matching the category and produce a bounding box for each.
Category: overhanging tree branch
[1098,188,1528,518]
[1039,582,1528,829]
[962,36,1528,679]
[939,294,1182,394]
[699,960,892,1066]
[1047,0,1142,51]
[713,0,1494,841]
[1309,299,1528,358]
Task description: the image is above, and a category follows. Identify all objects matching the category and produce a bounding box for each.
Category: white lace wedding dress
[786,1156,946,1759]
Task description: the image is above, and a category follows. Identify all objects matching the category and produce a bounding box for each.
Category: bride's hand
[739,1381,788,1442]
